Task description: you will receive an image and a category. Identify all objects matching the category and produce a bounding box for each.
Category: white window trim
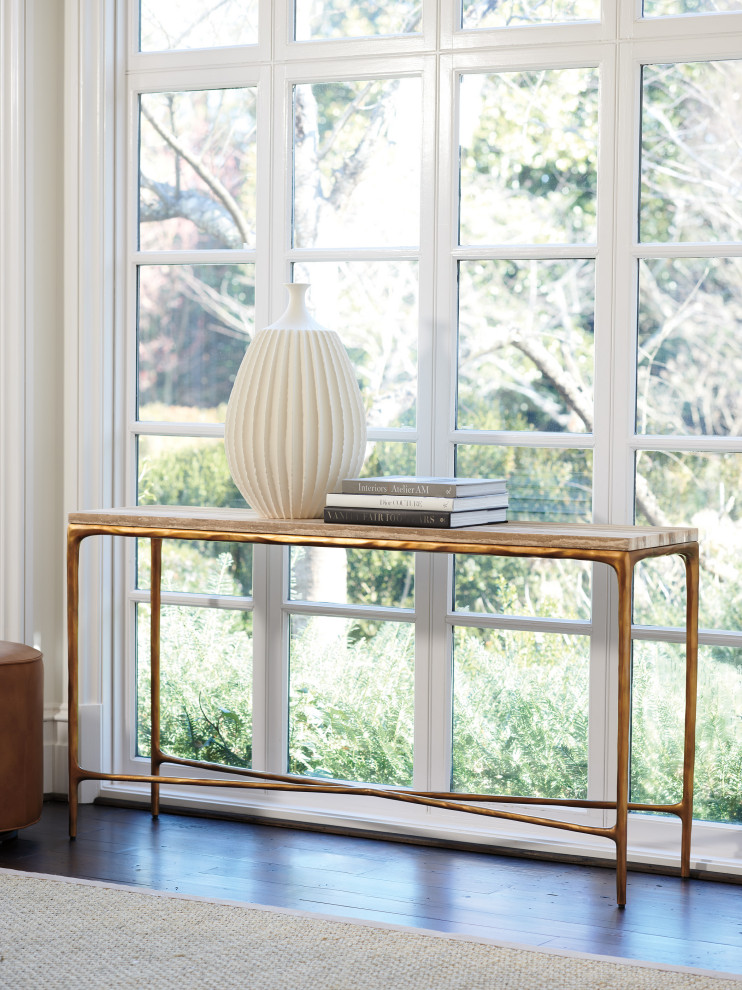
[63,0,128,799]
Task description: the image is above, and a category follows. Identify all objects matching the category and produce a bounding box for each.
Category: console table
[67,507,699,906]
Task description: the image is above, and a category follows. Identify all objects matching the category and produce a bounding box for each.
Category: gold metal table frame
[67,508,699,907]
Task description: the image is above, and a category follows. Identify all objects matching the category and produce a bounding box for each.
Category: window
[96,0,742,864]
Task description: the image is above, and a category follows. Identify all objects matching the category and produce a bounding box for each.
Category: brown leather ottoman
[0,641,43,838]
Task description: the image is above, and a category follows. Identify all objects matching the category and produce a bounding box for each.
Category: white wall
[0,0,67,791]
[31,0,66,791]
[29,0,66,717]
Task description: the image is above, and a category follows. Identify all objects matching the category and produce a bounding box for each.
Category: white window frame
[65,0,742,877]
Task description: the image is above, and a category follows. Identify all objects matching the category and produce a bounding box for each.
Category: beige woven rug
[1,869,740,989]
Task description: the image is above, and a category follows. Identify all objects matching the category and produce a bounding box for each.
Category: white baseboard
[43,704,66,795]
[44,703,100,803]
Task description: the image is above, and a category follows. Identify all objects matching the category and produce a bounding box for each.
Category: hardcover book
[340,476,507,498]
[323,506,508,528]
[326,492,509,512]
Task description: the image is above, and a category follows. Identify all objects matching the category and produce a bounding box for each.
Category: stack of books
[323,476,508,529]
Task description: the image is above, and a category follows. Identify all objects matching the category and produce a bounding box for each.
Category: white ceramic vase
[224,283,367,519]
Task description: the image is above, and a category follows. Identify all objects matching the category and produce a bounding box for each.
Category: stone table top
[68,506,698,553]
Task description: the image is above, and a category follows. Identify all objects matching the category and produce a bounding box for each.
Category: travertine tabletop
[69,506,698,552]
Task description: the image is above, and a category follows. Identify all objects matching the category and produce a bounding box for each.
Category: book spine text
[324,507,451,527]
[341,481,455,497]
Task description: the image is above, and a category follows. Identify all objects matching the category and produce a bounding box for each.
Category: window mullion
[416,52,458,794]
[594,40,645,817]
[588,43,621,814]
[254,544,287,774]
[612,43,643,528]
[411,50,444,793]
[254,60,292,777]
[433,53,457,476]
[417,553,453,793]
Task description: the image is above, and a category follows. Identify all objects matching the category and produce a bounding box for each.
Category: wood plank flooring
[1,801,740,975]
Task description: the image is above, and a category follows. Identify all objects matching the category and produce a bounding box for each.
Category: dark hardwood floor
[1,800,741,975]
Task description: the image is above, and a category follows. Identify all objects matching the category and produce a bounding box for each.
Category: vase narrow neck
[265,283,325,332]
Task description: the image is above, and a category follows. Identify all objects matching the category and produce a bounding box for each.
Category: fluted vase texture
[224,283,367,519]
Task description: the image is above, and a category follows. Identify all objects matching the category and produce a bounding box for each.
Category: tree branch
[178,269,253,340]
[140,174,244,248]
[510,331,593,431]
[141,104,252,247]
[510,327,670,526]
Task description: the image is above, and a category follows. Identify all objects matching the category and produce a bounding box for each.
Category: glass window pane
[293,262,418,429]
[139,89,257,251]
[631,641,683,812]
[635,451,742,631]
[295,0,421,39]
[643,0,742,16]
[640,61,742,243]
[632,553,685,629]
[454,446,592,624]
[696,644,742,824]
[631,641,742,825]
[452,627,589,798]
[139,0,258,51]
[462,0,600,28]
[459,69,598,245]
[138,265,254,423]
[637,258,742,437]
[290,547,414,607]
[360,440,417,478]
[137,603,252,766]
[138,436,246,509]
[454,556,591,620]
[137,538,252,599]
[455,446,593,522]
[293,78,421,248]
[458,259,594,432]
[288,617,414,785]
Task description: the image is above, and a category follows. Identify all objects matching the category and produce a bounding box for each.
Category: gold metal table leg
[66,529,82,839]
[613,552,634,908]
[680,543,699,876]
[150,537,163,818]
